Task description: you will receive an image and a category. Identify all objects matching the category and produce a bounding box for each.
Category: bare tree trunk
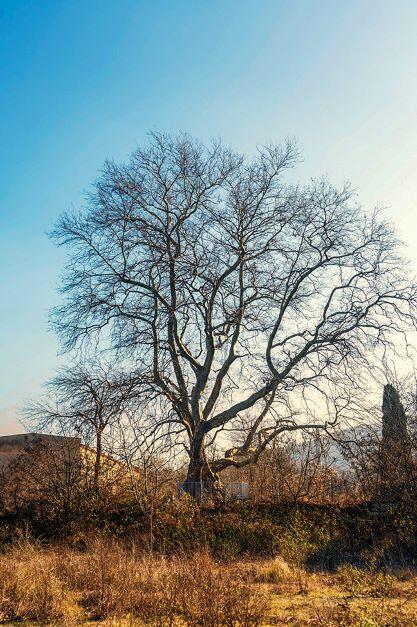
[185,435,223,503]
[186,435,207,483]
[94,429,103,492]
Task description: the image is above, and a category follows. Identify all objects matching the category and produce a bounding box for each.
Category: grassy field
[0,539,416,625]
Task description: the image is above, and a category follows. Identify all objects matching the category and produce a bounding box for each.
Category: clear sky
[2,0,417,433]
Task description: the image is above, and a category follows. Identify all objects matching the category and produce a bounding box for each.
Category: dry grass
[257,556,293,585]
[0,538,269,625]
[0,540,76,622]
[1,541,417,625]
[266,564,417,626]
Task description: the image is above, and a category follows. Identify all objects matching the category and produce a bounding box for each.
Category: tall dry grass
[0,538,269,625]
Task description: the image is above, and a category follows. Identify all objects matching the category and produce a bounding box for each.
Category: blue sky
[2,0,417,433]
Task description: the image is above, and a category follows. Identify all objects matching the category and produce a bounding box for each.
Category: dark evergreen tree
[380,384,412,500]
[382,384,408,443]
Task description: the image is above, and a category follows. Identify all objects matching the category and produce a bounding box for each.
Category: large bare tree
[50,132,417,490]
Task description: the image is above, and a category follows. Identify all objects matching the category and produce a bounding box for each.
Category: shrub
[338,564,395,598]
[257,556,293,584]
[173,552,269,627]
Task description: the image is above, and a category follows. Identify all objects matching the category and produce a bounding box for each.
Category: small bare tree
[274,432,342,504]
[26,363,136,491]
[49,132,417,493]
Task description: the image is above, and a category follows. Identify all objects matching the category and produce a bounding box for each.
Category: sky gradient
[2,0,417,433]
